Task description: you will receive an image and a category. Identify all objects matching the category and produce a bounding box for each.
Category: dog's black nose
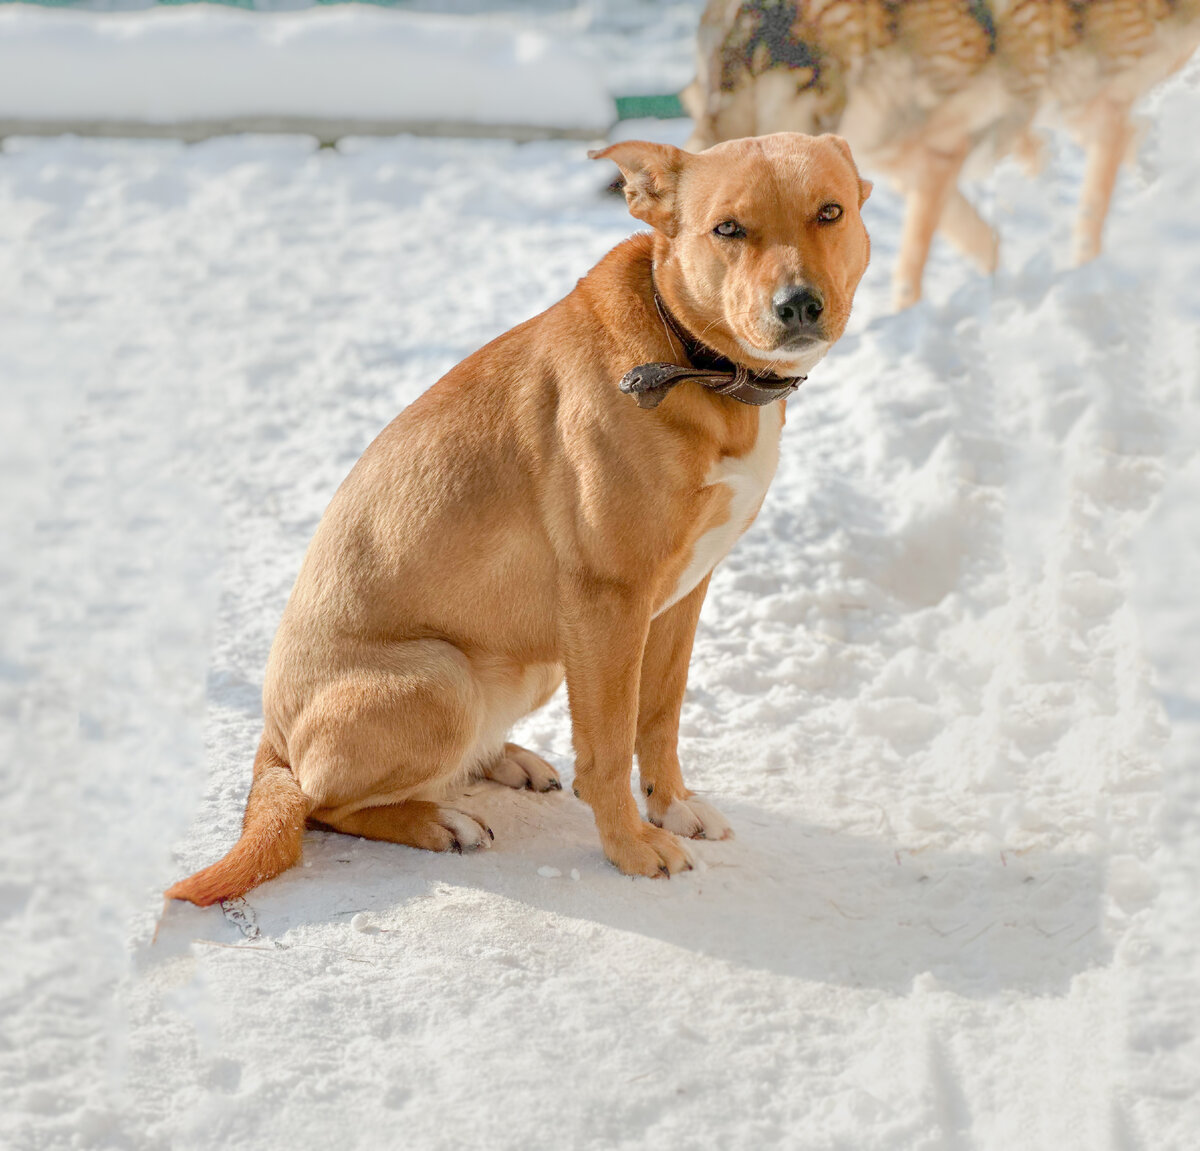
[773,285,824,333]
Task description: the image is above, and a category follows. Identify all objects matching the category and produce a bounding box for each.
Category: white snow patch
[0,7,613,133]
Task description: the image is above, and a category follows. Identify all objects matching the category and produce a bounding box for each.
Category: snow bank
[0,6,614,137]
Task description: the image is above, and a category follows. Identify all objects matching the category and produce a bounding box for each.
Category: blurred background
[2,3,1198,1149]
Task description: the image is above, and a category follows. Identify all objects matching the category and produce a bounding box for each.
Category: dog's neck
[650,275,743,375]
[617,267,805,411]
[650,260,750,373]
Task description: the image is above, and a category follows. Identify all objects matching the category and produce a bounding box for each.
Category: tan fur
[165,133,872,905]
[164,740,309,906]
[684,0,1200,308]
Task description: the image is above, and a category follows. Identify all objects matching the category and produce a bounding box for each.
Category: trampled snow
[2,62,1198,1151]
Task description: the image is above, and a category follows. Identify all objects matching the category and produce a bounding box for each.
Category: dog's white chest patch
[656,402,784,618]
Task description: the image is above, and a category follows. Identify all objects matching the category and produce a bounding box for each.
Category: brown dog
[166,133,872,906]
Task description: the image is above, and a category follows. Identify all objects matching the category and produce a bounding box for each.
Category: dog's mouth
[778,333,822,350]
[736,333,829,365]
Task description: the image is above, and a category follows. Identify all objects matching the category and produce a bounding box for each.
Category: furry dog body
[167,133,872,906]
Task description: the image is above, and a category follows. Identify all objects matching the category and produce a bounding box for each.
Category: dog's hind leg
[291,639,494,839]
[635,575,732,842]
[892,141,970,310]
[1072,98,1136,266]
[311,801,492,853]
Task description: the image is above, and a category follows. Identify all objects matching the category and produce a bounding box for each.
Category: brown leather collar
[619,280,805,410]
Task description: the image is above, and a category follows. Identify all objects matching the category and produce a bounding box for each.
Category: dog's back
[685,1,1003,152]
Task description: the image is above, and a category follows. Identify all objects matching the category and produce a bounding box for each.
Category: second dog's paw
[651,797,733,841]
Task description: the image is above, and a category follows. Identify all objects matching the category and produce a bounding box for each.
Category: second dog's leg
[938,189,999,275]
[635,576,732,841]
[1073,99,1135,266]
[561,578,692,877]
[893,142,970,310]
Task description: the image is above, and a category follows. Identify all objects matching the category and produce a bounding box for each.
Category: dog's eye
[817,203,844,223]
[713,220,746,238]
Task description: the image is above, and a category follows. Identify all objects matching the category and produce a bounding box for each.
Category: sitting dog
[166,133,872,906]
[684,0,1200,308]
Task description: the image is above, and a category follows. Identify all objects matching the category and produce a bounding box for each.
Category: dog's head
[592,132,871,376]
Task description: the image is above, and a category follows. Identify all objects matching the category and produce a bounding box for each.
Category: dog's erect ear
[820,133,872,207]
[589,141,688,236]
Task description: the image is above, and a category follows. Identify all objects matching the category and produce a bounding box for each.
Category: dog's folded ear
[819,134,873,207]
[589,141,688,236]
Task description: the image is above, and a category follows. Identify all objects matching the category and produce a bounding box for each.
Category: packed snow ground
[3,72,1199,1151]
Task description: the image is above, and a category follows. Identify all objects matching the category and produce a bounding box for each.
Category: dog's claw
[486,827,495,841]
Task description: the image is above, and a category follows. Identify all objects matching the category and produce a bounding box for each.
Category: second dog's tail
[165,738,309,907]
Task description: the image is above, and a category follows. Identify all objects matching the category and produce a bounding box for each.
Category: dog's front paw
[601,823,692,878]
[649,796,733,841]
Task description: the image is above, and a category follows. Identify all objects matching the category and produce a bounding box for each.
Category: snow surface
[28,0,708,101]
[3,64,1199,1151]
[0,6,613,133]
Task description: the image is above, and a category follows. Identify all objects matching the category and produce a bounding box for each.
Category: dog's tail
[165,738,309,907]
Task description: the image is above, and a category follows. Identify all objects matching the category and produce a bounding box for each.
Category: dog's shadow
[158,778,1110,997]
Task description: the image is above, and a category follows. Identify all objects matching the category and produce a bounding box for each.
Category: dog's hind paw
[484,743,563,793]
[438,808,493,852]
[651,797,733,841]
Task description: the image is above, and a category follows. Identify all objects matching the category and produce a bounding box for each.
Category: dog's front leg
[635,575,733,843]
[561,577,693,877]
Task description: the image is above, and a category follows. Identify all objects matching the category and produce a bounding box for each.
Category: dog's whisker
[697,309,757,342]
